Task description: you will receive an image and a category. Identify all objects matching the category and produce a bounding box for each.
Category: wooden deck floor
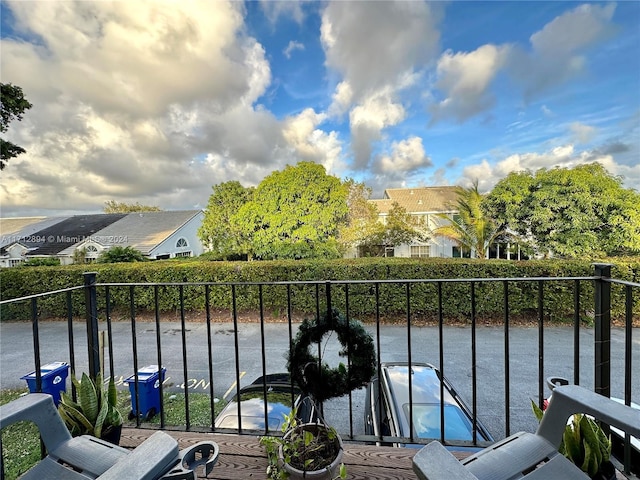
[121,427,464,480]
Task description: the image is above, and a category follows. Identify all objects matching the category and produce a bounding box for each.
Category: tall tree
[235,162,349,260]
[337,179,380,252]
[103,201,161,213]
[484,163,640,258]
[433,181,501,259]
[1,83,33,170]
[198,181,254,260]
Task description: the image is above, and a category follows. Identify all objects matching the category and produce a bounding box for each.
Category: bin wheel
[128,410,135,420]
[143,408,156,421]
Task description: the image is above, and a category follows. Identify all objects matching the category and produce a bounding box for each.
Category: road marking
[223,371,246,400]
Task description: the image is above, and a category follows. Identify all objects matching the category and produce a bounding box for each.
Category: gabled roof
[0,217,69,251]
[23,214,127,256]
[371,186,459,215]
[64,210,203,255]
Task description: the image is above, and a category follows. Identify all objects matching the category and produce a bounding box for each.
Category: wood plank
[120,428,466,480]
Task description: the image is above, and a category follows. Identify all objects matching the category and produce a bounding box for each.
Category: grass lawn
[1,388,226,480]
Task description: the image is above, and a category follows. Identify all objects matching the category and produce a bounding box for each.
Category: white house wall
[148,212,204,259]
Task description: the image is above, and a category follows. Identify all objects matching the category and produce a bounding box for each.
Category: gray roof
[0,217,69,250]
[22,214,128,255]
[65,210,202,255]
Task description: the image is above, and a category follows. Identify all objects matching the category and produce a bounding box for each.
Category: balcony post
[593,263,612,398]
[84,272,100,379]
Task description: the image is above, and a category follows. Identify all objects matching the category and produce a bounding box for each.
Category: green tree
[198,181,254,260]
[97,246,146,263]
[1,83,33,170]
[337,179,380,253]
[103,201,161,213]
[433,181,501,259]
[372,202,427,256]
[484,163,640,258]
[235,162,349,260]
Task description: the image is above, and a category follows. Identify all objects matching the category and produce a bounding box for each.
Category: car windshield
[216,390,296,430]
[402,403,475,441]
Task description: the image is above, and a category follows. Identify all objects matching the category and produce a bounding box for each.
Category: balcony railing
[0,263,637,474]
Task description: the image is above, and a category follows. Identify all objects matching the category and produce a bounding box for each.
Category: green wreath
[286,309,376,402]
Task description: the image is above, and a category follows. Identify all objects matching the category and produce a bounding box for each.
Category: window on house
[410,245,430,258]
[174,251,191,258]
[176,238,188,248]
[452,246,471,258]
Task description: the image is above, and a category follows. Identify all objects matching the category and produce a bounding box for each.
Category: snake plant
[532,400,612,478]
[58,372,123,439]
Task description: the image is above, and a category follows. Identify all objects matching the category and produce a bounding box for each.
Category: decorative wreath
[286,308,376,402]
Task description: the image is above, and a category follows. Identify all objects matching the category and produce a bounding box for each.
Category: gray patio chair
[413,384,640,480]
[0,393,219,479]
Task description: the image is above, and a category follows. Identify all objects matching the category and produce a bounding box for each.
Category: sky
[0,0,638,217]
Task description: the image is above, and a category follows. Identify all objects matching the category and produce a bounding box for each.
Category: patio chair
[413,384,640,480]
[0,393,219,479]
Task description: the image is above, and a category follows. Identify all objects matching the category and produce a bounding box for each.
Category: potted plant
[261,308,375,479]
[532,400,615,480]
[58,372,124,445]
[260,408,346,480]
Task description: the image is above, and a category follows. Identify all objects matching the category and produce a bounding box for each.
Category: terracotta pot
[279,423,344,480]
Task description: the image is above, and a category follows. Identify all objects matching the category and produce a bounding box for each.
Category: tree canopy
[235,162,349,260]
[103,201,161,213]
[97,246,146,263]
[337,179,380,252]
[484,163,640,258]
[373,202,427,254]
[433,182,501,259]
[1,83,32,170]
[198,181,254,260]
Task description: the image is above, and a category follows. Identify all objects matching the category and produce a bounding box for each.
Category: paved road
[1,320,638,440]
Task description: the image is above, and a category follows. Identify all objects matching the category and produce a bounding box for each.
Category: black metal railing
[1,264,637,474]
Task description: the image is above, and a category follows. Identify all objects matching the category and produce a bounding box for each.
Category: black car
[214,373,315,432]
[364,362,493,448]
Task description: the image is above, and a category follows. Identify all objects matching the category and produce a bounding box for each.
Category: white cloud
[430,44,510,123]
[349,89,406,169]
[457,143,640,193]
[375,136,432,174]
[321,1,439,99]
[259,0,306,25]
[507,3,616,99]
[282,108,345,172]
[0,0,294,215]
[283,40,305,59]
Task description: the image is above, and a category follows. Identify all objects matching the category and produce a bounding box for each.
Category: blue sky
[1,1,638,216]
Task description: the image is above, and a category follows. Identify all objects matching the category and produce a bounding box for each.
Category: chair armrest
[160,441,219,479]
[413,442,479,480]
[98,431,179,480]
[537,384,640,448]
[0,393,72,452]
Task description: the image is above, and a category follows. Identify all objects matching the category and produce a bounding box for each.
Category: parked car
[364,362,493,448]
[214,373,314,432]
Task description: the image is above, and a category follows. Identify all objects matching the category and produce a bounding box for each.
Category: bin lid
[124,365,165,384]
[20,362,69,380]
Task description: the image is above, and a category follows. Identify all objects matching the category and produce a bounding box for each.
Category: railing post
[84,272,100,379]
[593,263,612,398]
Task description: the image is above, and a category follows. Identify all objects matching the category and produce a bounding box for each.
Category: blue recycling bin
[125,365,166,420]
[21,361,69,406]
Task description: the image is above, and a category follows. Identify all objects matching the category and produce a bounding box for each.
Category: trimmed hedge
[1,258,638,323]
